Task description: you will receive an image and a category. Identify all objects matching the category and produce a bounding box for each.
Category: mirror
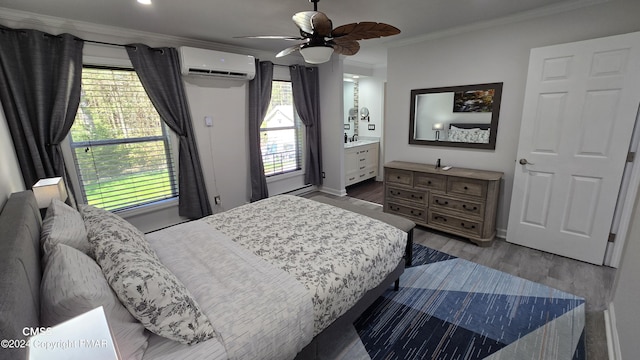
[409,82,503,149]
[343,80,355,136]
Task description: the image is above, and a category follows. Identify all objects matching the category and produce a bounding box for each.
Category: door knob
[519,158,534,165]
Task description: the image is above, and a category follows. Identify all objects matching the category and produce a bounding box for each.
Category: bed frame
[0,190,404,360]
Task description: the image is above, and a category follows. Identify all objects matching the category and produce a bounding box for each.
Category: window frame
[261,79,305,179]
[65,64,180,213]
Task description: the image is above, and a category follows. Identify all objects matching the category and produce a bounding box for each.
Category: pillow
[41,199,90,259]
[80,204,156,257]
[41,243,149,360]
[82,205,215,345]
[448,128,489,143]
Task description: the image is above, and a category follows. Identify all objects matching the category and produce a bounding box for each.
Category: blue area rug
[354,244,586,359]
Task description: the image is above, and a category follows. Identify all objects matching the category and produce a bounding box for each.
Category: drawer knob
[427,180,432,185]
[462,204,478,211]
[396,176,401,179]
[464,186,469,190]
[410,210,422,216]
[435,199,449,205]
[434,215,447,222]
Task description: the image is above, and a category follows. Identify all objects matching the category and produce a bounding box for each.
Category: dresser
[383,161,502,246]
[344,141,379,186]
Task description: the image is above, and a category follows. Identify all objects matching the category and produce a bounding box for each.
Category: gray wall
[385,0,640,235]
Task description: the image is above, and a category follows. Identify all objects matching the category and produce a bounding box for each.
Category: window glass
[260,81,303,176]
[69,67,178,211]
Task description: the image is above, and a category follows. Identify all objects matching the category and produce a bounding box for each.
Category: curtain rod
[6,27,303,59]
[83,39,136,49]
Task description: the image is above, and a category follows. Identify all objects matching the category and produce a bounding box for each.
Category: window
[69,67,178,211]
[261,81,303,176]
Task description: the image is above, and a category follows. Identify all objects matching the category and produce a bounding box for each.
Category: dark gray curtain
[290,65,323,186]
[248,60,273,202]
[0,26,83,195]
[126,44,212,219]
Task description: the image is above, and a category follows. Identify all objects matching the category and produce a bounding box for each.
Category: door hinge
[628,151,636,163]
[608,233,616,243]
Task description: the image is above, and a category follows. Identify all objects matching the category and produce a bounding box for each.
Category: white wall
[318,57,346,196]
[358,77,385,139]
[0,103,25,209]
[385,0,640,234]
[183,77,249,212]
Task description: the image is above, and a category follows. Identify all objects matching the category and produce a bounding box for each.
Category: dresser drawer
[413,173,446,191]
[387,202,427,223]
[447,177,487,198]
[430,194,484,218]
[428,210,483,238]
[385,168,413,186]
[386,186,427,205]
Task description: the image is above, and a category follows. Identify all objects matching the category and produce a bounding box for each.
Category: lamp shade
[432,123,444,130]
[32,177,68,208]
[299,45,333,64]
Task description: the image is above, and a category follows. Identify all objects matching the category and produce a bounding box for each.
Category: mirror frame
[408,82,503,150]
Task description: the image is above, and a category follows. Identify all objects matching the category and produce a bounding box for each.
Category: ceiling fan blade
[292,11,319,35]
[331,39,360,56]
[293,11,332,37]
[234,35,306,41]
[276,44,304,58]
[311,12,332,37]
[332,22,401,41]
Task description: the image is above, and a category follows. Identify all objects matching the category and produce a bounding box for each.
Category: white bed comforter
[202,195,407,335]
[146,221,314,360]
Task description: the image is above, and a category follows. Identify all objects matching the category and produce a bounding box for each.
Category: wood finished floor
[308,179,615,359]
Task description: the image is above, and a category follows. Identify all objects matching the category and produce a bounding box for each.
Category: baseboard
[496,227,507,239]
[605,303,622,360]
[319,186,347,197]
[284,185,316,196]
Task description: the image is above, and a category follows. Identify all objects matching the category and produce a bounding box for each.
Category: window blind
[70,67,178,211]
[261,81,303,177]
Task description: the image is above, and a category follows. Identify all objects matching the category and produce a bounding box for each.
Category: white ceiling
[0,0,602,66]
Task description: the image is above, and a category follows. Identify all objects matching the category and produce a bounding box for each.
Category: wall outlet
[204,116,213,127]
[322,172,326,179]
[214,195,221,204]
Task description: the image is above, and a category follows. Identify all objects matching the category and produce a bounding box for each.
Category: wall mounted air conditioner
[179,47,255,80]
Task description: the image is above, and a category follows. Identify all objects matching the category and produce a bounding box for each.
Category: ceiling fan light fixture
[299,45,334,64]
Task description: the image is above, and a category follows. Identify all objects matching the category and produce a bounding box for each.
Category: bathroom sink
[344,139,378,148]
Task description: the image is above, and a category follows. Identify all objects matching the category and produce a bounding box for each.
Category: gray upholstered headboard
[0,190,42,360]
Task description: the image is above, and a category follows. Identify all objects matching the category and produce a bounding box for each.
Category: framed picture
[453,89,495,112]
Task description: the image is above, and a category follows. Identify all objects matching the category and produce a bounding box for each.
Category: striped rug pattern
[353,244,586,359]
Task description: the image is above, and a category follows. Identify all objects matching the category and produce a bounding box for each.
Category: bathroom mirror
[409,82,503,149]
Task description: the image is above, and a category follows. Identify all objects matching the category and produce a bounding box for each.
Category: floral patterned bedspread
[202,195,407,335]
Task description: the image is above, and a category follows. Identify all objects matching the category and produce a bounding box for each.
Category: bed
[0,191,406,360]
[447,122,491,143]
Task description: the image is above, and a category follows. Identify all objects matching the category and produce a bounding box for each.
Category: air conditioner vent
[179,47,255,80]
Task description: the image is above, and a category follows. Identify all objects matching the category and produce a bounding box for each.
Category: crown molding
[0,6,272,58]
[389,0,610,49]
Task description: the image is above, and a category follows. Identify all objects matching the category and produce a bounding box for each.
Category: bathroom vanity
[344,140,379,187]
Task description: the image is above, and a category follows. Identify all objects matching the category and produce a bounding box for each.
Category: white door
[507,32,640,265]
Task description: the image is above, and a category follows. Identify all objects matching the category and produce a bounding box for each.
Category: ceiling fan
[237,0,401,64]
